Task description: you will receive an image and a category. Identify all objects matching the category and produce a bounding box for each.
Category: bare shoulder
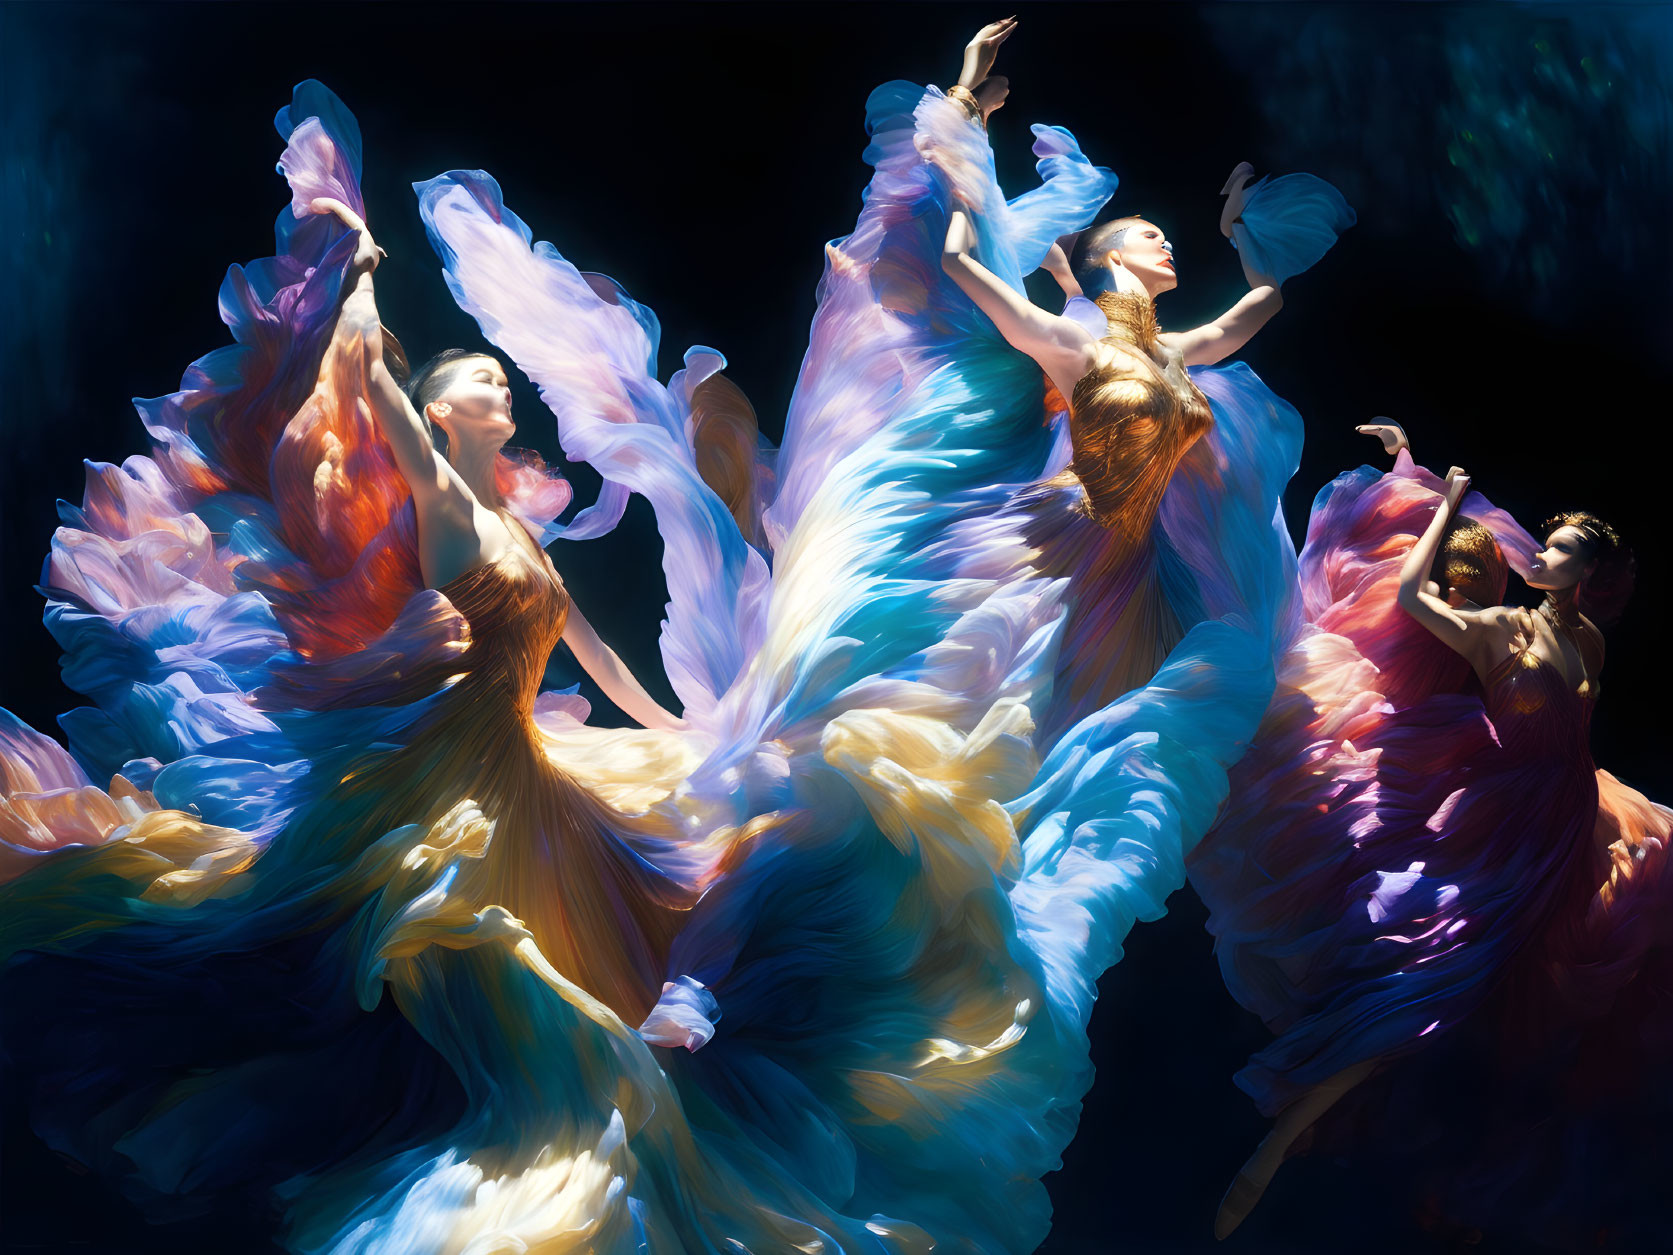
[1456,603,1528,647]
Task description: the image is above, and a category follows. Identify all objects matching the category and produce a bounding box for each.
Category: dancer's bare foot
[1213,1060,1376,1238]
[1213,1131,1283,1239]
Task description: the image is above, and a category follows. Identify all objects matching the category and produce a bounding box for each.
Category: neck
[449,442,503,508]
[1543,585,1582,624]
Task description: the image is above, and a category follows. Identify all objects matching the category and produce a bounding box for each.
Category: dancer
[0,83,745,1251]
[1192,423,1670,1242]
[0,71,1149,1255]
[940,55,1351,737]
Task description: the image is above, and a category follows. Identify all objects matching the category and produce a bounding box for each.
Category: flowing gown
[1190,453,1673,1244]
[0,79,1133,1255]
[0,75,1349,1254]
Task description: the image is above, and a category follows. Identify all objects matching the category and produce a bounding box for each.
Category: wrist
[946,84,983,123]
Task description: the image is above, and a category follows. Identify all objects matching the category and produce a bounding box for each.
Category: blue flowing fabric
[745,84,1311,1041]
[1233,172,1357,285]
[403,81,1123,1252]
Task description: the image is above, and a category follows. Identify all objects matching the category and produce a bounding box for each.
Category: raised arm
[936,18,1095,396]
[1356,419,1411,459]
[1160,164,1283,368]
[1396,466,1507,671]
[315,198,457,506]
[942,208,1098,397]
[562,601,685,731]
[1040,238,1084,301]
[313,197,497,587]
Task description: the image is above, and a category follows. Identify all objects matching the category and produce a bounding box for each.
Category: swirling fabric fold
[415,171,771,722]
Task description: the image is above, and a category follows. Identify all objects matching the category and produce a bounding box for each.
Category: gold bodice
[1064,290,1214,538]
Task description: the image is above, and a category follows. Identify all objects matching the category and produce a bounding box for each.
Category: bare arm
[1396,467,1501,667]
[336,274,455,506]
[957,17,1017,91]
[313,197,497,586]
[942,208,1097,396]
[315,199,462,513]
[1160,227,1283,368]
[1356,420,1410,459]
[1161,163,1284,368]
[1041,240,1084,301]
[562,601,685,731]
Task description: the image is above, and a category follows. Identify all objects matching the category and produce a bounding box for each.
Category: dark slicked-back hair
[404,348,493,451]
[1069,216,1150,296]
[407,348,488,412]
[1542,510,1635,625]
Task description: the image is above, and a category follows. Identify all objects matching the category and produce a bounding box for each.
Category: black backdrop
[2,3,1669,1252]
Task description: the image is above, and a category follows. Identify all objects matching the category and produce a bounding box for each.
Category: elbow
[940,248,964,278]
[1395,584,1422,617]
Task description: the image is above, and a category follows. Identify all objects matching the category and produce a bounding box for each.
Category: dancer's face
[427,356,516,453]
[1109,220,1178,298]
[1526,525,1594,592]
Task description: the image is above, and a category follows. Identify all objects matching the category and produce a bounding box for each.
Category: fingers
[1355,421,1407,456]
[1219,161,1255,195]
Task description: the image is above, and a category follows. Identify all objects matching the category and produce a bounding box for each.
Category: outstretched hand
[309,196,385,275]
[1220,162,1255,238]
[959,17,1018,90]
[1356,420,1409,458]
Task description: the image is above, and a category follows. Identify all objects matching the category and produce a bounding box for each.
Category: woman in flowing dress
[1191,423,1670,1243]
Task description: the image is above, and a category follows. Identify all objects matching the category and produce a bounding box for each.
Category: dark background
[2,2,1669,1252]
